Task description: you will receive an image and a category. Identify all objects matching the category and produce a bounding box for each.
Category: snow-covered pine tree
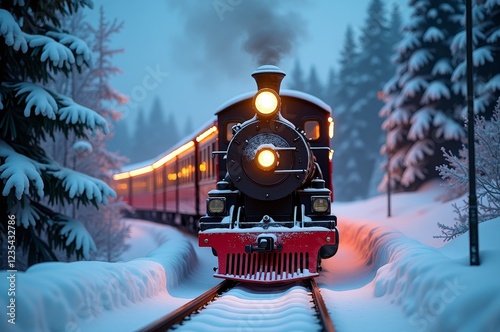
[379,0,465,192]
[334,0,394,201]
[331,24,365,201]
[435,98,500,241]
[450,0,500,117]
[0,1,116,266]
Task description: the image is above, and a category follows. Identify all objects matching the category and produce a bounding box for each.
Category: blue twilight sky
[85,0,409,133]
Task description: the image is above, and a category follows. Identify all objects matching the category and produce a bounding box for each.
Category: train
[113,65,339,283]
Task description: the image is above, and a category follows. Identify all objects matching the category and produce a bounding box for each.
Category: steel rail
[138,280,235,332]
[308,279,336,332]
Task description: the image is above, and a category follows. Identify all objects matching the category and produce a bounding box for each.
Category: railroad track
[139,279,335,332]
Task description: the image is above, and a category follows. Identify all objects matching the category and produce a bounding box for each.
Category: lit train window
[304,120,320,140]
[226,121,239,141]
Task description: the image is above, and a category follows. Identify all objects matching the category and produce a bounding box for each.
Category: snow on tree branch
[8,196,41,228]
[408,108,432,140]
[0,140,45,200]
[402,77,428,98]
[404,139,434,166]
[50,167,116,205]
[59,218,97,258]
[431,59,453,76]
[0,9,28,53]
[56,94,109,134]
[46,31,93,67]
[7,82,109,133]
[24,33,76,68]
[423,26,445,43]
[12,82,58,119]
[433,112,465,140]
[473,46,494,66]
[421,81,451,104]
[408,49,434,72]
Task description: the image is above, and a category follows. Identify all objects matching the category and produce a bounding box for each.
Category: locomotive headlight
[311,196,330,214]
[207,197,226,214]
[255,146,278,171]
[253,88,281,116]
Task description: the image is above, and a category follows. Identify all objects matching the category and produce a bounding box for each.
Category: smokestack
[251,65,286,93]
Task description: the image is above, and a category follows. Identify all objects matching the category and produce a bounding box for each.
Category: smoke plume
[167,0,307,80]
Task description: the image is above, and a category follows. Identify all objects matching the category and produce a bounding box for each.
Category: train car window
[226,121,239,141]
[116,182,128,195]
[156,171,163,188]
[304,120,320,140]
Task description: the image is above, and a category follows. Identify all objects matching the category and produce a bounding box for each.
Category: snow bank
[339,217,500,332]
[0,223,196,332]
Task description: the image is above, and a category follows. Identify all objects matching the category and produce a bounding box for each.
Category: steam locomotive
[113,65,338,283]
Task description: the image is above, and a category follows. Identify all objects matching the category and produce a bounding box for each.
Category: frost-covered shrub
[436,98,500,241]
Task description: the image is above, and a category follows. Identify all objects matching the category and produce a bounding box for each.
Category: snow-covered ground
[1,180,499,331]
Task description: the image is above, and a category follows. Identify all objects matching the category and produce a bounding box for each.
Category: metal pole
[387,152,391,218]
[466,0,479,265]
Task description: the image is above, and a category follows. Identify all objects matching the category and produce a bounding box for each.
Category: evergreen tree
[164,112,180,149]
[331,24,365,200]
[306,66,324,99]
[368,1,405,197]
[131,108,148,162]
[324,67,339,109]
[288,59,307,91]
[183,115,194,137]
[147,97,168,157]
[334,0,395,201]
[379,0,464,192]
[108,116,132,158]
[388,3,404,49]
[0,1,115,266]
[450,0,500,116]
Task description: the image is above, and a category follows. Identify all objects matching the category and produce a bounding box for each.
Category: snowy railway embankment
[338,217,500,331]
[0,224,196,332]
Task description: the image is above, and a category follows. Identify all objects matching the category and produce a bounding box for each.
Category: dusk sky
[85,0,409,136]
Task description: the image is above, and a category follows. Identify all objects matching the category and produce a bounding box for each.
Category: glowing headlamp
[253,88,281,117]
[255,146,278,171]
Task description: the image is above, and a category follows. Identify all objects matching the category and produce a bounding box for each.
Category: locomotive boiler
[198,65,338,283]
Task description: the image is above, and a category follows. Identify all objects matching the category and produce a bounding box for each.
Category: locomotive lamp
[207,197,226,215]
[255,145,278,171]
[311,196,331,214]
[253,88,281,117]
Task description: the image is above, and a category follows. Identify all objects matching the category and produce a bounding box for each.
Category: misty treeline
[107,98,193,163]
[287,0,500,203]
[0,2,129,268]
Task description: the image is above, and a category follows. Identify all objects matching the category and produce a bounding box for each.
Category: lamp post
[465,0,479,265]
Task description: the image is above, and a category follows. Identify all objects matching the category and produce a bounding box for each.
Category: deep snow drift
[1,181,498,331]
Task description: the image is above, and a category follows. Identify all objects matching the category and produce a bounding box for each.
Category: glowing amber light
[256,148,277,171]
[254,89,280,116]
[196,126,218,142]
[328,117,334,139]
